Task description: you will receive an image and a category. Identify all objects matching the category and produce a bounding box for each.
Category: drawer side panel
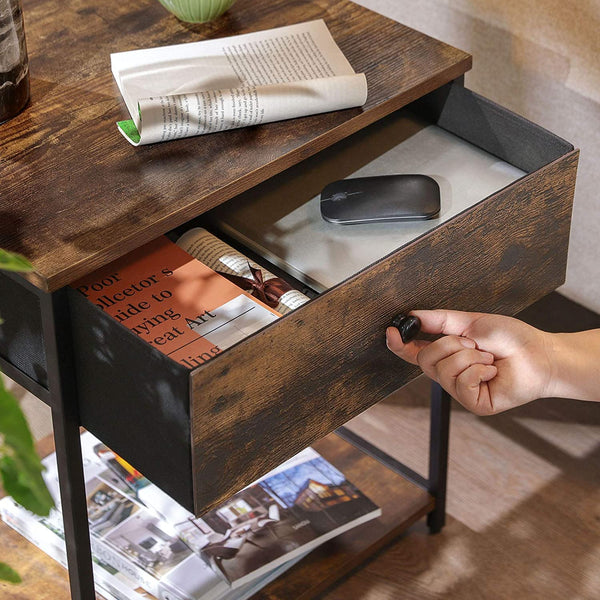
[68,288,194,510]
[189,150,578,514]
[0,272,48,389]
[412,82,574,173]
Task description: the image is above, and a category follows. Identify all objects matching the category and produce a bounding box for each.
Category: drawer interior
[207,109,525,293]
[206,81,570,293]
[70,80,578,515]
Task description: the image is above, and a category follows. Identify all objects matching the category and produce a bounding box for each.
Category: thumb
[411,309,486,337]
[386,326,430,365]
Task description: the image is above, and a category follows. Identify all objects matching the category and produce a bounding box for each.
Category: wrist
[542,332,567,399]
[543,330,600,401]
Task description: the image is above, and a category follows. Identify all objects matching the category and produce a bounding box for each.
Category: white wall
[356,0,600,313]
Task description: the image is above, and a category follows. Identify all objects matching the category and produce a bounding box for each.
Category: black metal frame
[337,381,451,535]
[39,288,96,600]
[0,354,50,405]
[0,274,97,600]
[0,271,51,404]
[2,277,451,599]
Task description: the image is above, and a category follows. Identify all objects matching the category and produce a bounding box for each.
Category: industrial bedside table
[0,0,577,598]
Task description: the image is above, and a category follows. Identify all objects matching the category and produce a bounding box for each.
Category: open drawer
[66,80,578,516]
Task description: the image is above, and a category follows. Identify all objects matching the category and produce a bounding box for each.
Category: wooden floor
[328,376,600,599]
[2,293,599,599]
[322,293,600,600]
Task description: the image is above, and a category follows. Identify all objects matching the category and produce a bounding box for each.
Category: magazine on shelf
[0,493,306,600]
[71,236,281,369]
[0,496,157,600]
[173,447,381,588]
[1,430,380,597]
[111,20,368,145]
[40,432,230,600]
[77,433,380,590]
[0,431,380,598]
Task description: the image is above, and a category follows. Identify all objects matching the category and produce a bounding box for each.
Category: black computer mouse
[320,174,440,224]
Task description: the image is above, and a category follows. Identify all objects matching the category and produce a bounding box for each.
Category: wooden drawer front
[71,83,578,516]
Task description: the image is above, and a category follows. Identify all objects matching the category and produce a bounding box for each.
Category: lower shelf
[257,434,434,599]
[0,432,433,600]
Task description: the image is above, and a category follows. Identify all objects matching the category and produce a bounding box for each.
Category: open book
[110,20,368,145]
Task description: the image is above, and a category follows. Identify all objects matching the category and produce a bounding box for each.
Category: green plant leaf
[0,249,33,273]
[0,377,54,516]
[0,561,22,584]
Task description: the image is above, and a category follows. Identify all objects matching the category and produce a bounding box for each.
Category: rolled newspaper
[177,227,310,315]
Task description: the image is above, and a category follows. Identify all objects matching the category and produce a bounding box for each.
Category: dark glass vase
[0,0,29,123]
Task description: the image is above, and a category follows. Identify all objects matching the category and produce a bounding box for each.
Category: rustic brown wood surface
[189,150,579,514]
[0,0,470,292]
[0,432,431,600]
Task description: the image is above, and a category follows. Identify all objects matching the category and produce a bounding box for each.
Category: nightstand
[0,0,577,598]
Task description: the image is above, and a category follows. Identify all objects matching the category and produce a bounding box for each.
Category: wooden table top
[1,0,470,291]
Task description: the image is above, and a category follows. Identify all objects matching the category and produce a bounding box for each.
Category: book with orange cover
[72,237,280,369]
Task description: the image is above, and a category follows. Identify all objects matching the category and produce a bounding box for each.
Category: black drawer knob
[391,313,421,344]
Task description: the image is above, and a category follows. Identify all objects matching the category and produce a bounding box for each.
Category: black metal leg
[337,378,451,535]
[427,381,451,534]
[41,288,95,600]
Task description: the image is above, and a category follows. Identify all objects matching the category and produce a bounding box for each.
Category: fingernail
[459,337,476,348]
[385,328,393,349]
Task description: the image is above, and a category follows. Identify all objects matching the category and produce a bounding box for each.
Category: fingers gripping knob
[391,313,421,343]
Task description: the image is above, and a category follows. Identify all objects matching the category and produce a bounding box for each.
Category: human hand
[386,310,554,415]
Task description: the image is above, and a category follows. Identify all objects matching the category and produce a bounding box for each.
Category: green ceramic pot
[157,0,236,23]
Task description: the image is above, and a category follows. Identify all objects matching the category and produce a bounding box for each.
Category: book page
[72,237,280,369]
[111,20,367,145]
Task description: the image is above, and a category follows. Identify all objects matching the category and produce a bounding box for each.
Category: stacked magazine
[71,236,284,371]
[0,432,380,600]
